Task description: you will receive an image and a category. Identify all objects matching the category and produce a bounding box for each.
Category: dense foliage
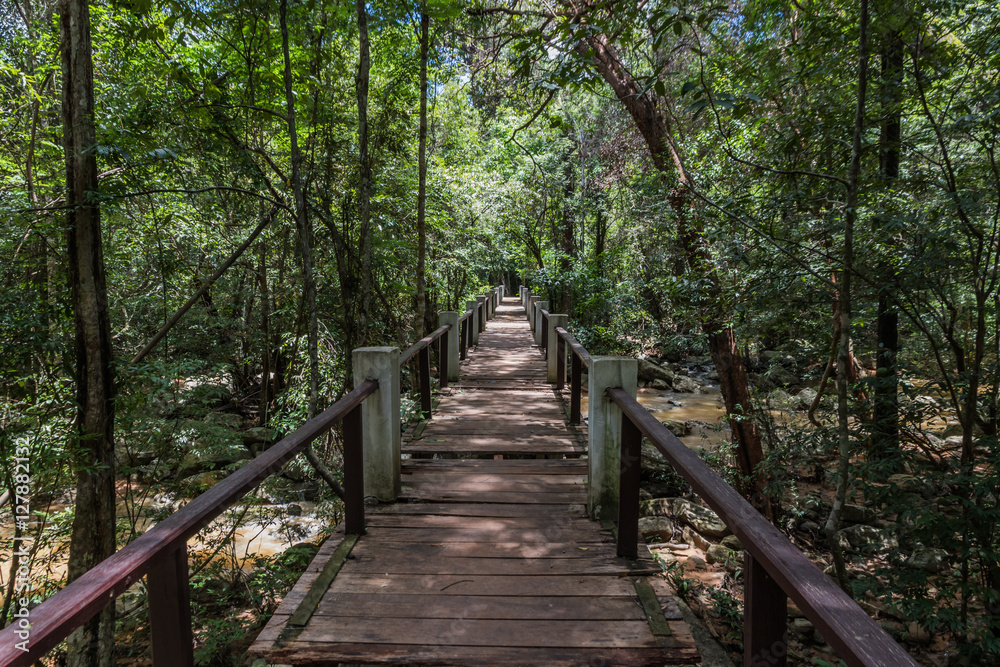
[1,0,998,663]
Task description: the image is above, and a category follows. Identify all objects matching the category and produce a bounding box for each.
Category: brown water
[580,386,730,451]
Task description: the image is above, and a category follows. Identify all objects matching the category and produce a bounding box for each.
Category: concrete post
[439,311,460,382]
[499,284,505,299]
[533,301,548,346]
[353,347,401,502]
[547,314,568,383]
[587,356,638,520]
[528,296,539,330]
[476,296,487,329]
[466,300,480,346]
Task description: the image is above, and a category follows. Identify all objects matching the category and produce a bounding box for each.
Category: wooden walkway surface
[250,298,700,666]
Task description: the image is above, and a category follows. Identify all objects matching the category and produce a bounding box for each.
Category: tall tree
[415,4,430,336]
[61,0,116,663]
[356,0,373,345]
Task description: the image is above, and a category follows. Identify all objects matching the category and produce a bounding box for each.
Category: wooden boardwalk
[251,298,699,666]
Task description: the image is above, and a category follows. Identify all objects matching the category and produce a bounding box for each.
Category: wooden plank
[369,502,588,517]
[326,573,641,597]
[255,643,687,666]
[313,593,651,620]
[320,540,626,559]
[342,552,657,576]
[294,617,660,649]
[398,490,585,504]
[401,460,587,473]
[364,514,597,530]
[340,525,602,543]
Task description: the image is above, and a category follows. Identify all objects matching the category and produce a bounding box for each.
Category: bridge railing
[518,287,919,667]
[0,287,505,667]
[0,379,377,667]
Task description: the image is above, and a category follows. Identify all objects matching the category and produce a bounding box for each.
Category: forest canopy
[1,0,999,663]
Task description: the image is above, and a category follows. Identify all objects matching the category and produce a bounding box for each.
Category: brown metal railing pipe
[556,336,566,390]
[0,379,379,667]
[399,324,451,366]
[540,309,549,357]
[605,386,920,667]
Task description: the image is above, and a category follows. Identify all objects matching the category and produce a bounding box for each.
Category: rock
[177,471,227,496]
[914,395,940,409]
[672,375,701,393]
[705,370,719,381]
[641,498,673,517]
[241,427,279,447]
[748,372,776,392]
[204,412,242,428]
[721,534,744,551]
[887,474,933,496]
[841,503,876,525]
[638,516,674,542]
[661,420,691,437]
[686,555,707,570]
[791,617,815,638]
[670,498,731,538]
[706,544,736,568]
[682,525,713,551]
[286,503,303,517]
[650,379,671,390]
[639,359,676,385]
[794,388,818,410]
[906,621,932,645]
[798,520,821,534]
[841,524,898,552]
[908,545,948,573]
[769,389,793,405]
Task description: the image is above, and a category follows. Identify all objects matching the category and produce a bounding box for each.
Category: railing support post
[570,352,582,424]
[528,296,539,329]
[343,401,365,534]
[353,347,401,502]
[440,312,459,383]
[556,336,566,390]
[587,356,637,520]
[418,345,432,418]
[476,296,487,332]
[533,301,548,347]
[745,552,788,667]
[466,300,480,347]
[547,315,567,381]
[617,413,642,559]
[148,545,194,667]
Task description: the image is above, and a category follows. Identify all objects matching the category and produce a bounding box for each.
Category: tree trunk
[581,32,772,518]
[415,6,429,338]
[825,0,870,594]
[62,0,116,663]
[872,28,903,465]
[356,0,373,345]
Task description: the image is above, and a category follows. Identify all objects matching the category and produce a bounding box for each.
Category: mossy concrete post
[587,356,638,520]
[353,347,401,502]
[466,300,480,346]
[533,301,548,347]
[439,311,460,382]
[527,296,540,330]
[547,314,568,383]
[476,296,487,329]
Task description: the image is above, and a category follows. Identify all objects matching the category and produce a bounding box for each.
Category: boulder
[241,427,280,447]
[705,370,720,381]
[706,544,737,568]
[682,525,713,551]
[721,534,744,551]
[841,524,898,552]
[672,375,701,393]
[177,470,227,496]
[661,420,691,437]
[793,388,818,410]
[906,621,932,645]
[640,498,674,517]
[204,412,242,429]
[671,498,731,538]
[638,516,674,542]
[175,447,251,480]
[638,359,676,385]
[908,545,948,573]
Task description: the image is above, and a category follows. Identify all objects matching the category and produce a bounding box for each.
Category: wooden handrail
[399,323,452,365]
[606,387,919,667]
[0,379,379,667]
[555,326,590,367]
